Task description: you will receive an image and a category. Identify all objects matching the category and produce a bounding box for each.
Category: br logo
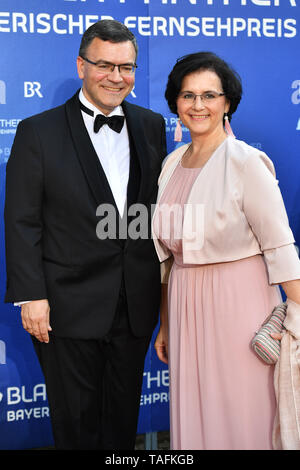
[24,82,43,98]
[0,80,6,105]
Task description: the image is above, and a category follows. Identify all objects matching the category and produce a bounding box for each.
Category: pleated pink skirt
[168,254,280,450]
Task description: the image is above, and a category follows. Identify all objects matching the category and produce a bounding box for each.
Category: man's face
[77,38,136,115]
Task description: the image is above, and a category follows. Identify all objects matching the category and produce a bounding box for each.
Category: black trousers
[32,291,152,450]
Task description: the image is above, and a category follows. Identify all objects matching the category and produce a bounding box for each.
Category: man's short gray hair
[79,19,138,60]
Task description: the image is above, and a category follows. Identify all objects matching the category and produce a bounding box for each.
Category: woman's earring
[174,118,182,142]
[224,113,235,138]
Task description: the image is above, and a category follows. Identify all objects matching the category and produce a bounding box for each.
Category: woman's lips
[189,114,209,121]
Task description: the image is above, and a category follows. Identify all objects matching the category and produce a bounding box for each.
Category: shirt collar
[79,88,124,118]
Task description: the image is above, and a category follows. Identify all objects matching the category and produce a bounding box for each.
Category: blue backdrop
[0,0,299,450]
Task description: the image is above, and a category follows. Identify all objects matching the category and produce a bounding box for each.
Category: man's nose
[107,66,123,82]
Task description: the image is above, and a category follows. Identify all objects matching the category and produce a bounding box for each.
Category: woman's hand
[155,283,169,364]
[154,326,169,364]
[270,332,283,340]
[270,291,300,342]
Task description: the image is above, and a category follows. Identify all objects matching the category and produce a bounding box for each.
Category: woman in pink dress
[152,52,300,450]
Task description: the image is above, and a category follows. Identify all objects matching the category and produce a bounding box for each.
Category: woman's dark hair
[165,52,242,121]
[79,19,138,60]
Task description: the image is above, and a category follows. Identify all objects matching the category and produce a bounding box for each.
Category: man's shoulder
[123,100,163,121]
[20,91,79,129]
[21,102,66,128]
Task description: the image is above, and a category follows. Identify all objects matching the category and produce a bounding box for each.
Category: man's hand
[21,299,52,343]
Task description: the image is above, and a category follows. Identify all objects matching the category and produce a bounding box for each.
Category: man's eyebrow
[94,59,135,65]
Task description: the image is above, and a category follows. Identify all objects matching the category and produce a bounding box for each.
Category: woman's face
[176,69,230,139]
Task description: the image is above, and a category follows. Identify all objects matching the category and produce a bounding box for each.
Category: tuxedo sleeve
[4,119,48,303]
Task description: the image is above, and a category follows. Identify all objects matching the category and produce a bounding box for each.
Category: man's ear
[77,56,85,80]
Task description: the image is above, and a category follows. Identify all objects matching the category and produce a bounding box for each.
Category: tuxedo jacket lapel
[122,101,149,204]
[65,92,117,210]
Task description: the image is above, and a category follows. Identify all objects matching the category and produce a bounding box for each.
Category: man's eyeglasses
[178,91,225,104]
[81,56,137,76]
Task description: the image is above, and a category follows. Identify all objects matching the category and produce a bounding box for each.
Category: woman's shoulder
[159,143,190,173]
[162,142,190,165]
[158,143,190,184]
[226,136,262,159]
[226,136,275,176]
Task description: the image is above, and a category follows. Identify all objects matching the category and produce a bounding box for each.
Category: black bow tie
[79,101,125,134]
[94,114,124,133]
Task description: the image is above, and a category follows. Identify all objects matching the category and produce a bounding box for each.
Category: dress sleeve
[263,245,300,284]
[242,152,300,284]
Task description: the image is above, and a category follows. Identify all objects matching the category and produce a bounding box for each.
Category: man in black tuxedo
[4,20,166,450]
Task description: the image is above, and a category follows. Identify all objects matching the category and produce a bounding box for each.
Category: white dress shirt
[15,89,130,306]
[79,89,130,217]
